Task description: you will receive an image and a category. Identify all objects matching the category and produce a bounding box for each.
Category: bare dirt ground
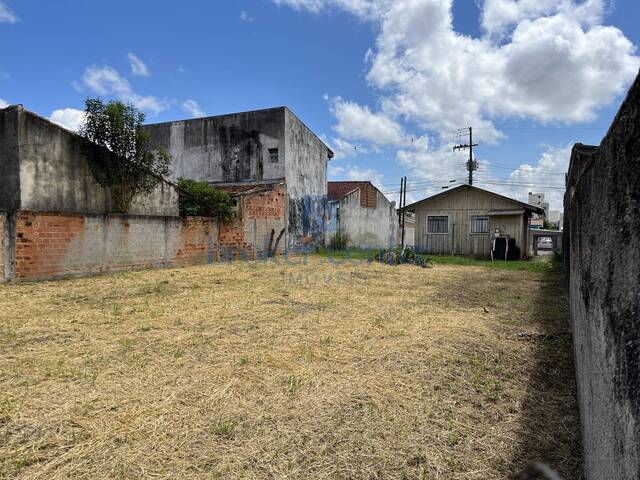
[0,256,580,479]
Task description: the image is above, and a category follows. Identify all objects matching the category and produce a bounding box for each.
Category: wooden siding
[360,184,377,208]
[414,187,529,258]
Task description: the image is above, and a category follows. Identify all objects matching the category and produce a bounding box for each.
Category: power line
[452,127,478,185]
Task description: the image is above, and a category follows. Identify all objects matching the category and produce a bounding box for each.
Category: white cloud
[345,165,385,189]
[330,97,406,144]
[80,65,168,115]
[0,98,8,108]
[272,0,389,19]
[280,0,639,145]
[182,99,205,118]
[328,165,346,177]
[50,108,86,131]
[396,136,470,196]
[240,10,255,21]
[481,0,604,38]
[127,53,150,77]
[0,2,17,23]
[366,0,638,137]
[500,144,571,210]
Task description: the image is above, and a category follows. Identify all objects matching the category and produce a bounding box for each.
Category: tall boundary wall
[0,184,286,282]
[0,211,219,282]
[564,72,640,479]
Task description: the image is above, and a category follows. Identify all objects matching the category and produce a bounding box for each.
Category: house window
[268,148,279,163]
[427,215,448,234]
[470,215,489,234]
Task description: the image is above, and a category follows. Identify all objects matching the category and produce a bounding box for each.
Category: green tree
[177,177,234,220]
[79,98,171,213]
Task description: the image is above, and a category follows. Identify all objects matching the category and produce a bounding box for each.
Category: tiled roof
[327,181,371,201]
[215,183,282,197]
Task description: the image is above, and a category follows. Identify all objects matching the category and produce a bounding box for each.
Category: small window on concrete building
[470,215,489,234]
[427,215,448,234]
[268,148,279,163]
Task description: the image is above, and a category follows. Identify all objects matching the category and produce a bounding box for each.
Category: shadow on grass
[506,262,583,479]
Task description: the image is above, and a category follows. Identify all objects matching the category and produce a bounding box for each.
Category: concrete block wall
[218,185,287,257]
[0,187,287,281]
[9,212,219,280]
[564,72,640,480]
[243,185,286,255]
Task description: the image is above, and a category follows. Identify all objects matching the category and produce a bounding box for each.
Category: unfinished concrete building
[144,107,333,252]
[327,181,399,249]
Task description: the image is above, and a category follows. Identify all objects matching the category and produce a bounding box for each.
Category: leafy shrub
[79,98,171,213]
[329,231,350,250]
[177,177,234,220]
[374,247,431,268]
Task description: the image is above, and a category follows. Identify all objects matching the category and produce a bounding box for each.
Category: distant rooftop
[327,181,373,202]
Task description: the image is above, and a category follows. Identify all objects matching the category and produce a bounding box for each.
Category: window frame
[426,215,449,235]
[268,148,279,163]
[469,215,490,235]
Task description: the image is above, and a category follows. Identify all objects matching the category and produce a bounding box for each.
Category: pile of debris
[374,247,431,268]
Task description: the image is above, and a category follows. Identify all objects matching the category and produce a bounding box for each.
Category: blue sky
[1,0,639,209]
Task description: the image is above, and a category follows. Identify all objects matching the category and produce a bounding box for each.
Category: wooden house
[403,185,544,259]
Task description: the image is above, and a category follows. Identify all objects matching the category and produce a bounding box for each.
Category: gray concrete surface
[144,107,332,251]
[328,187,398,248]
[0,105,179,216]
[564,71,640,480]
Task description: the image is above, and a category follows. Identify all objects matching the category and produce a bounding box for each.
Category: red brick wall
[14,212,85,279]
[5,188,287,281]
[238,185,287,256]
[10,212,220,280]
[173,217,218,265]
[243,185,286,219]
[218,219,253,256]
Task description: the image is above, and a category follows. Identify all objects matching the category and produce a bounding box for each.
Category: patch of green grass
[286,375,301,394]
[209,419,236,438]
[314,248,558,273]
[421,255,555,273]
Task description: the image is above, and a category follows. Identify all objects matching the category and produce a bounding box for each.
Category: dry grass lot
[0,256,580,479]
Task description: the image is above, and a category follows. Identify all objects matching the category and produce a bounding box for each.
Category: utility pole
[401,176,407,249]
[398,177,405,227]
[453,127,478,185]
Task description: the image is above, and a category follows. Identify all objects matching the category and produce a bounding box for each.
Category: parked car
[537,237,553,250]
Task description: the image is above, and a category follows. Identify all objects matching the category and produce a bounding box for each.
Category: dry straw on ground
[0,256,580,479]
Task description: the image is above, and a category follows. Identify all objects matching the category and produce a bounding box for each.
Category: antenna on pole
[453,127,478,185]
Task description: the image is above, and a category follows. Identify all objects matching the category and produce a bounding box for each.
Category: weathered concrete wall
[329,188,398,248]
[0,105,179,216]
[284,108,329,251]
[564,72,640,480]
[11,212,217,280]
[0,107,20,211]
[0,212,5,281]
[144,108,286,184]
